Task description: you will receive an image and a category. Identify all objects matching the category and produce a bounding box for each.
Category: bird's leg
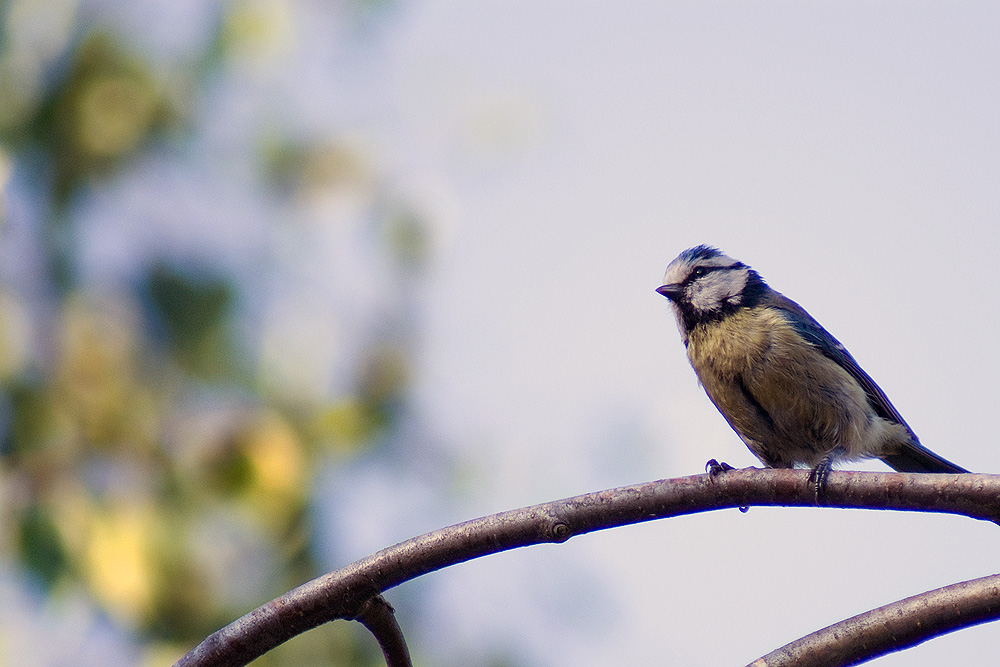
[807,448,844,504]
[706,458,735,479]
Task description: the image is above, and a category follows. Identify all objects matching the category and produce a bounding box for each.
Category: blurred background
[1,1,999,665]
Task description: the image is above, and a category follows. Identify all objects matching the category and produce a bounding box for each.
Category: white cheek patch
[689,268,748,312]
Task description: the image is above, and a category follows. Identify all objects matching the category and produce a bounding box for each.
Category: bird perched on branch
[656,245,967,479]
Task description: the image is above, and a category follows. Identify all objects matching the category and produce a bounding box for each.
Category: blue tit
[656,245,967,474]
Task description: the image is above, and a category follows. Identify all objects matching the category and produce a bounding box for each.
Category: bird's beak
[656,283,683,301]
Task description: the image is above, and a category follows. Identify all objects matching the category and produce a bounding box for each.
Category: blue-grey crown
[680,245,724,262]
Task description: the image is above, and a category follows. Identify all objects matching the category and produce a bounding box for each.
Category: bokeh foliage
[0,2,428,664]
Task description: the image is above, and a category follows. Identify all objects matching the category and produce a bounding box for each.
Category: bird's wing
[760,290,968,474]
[760,291,917,437]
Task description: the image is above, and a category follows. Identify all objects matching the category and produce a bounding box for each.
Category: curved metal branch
[173,469,1000,667]
[750,572,1000,667]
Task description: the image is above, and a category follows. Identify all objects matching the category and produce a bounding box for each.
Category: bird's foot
[706,459,748,512]
[706,459,735,480]
[807,449,843,504]
[807,461,830,504]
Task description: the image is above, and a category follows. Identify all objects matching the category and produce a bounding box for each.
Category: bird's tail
[881,440,969,474]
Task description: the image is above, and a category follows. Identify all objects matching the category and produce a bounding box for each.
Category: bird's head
[657,245,768,336]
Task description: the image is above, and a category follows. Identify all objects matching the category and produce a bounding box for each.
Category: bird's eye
[691,267,708,279]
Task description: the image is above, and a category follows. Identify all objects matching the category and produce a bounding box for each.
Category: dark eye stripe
[686,265,725,283]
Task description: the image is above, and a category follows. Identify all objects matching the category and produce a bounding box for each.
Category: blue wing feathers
[761,291,968,474]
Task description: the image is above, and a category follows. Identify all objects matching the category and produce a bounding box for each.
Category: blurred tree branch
[1,12,431,663]
[173,468,1000,667]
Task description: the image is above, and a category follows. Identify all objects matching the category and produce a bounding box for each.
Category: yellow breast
[685,307,878,465]
[686,308,786,379]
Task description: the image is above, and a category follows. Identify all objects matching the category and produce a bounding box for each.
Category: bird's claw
[807,457,835,504]
[706,459,735,479]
